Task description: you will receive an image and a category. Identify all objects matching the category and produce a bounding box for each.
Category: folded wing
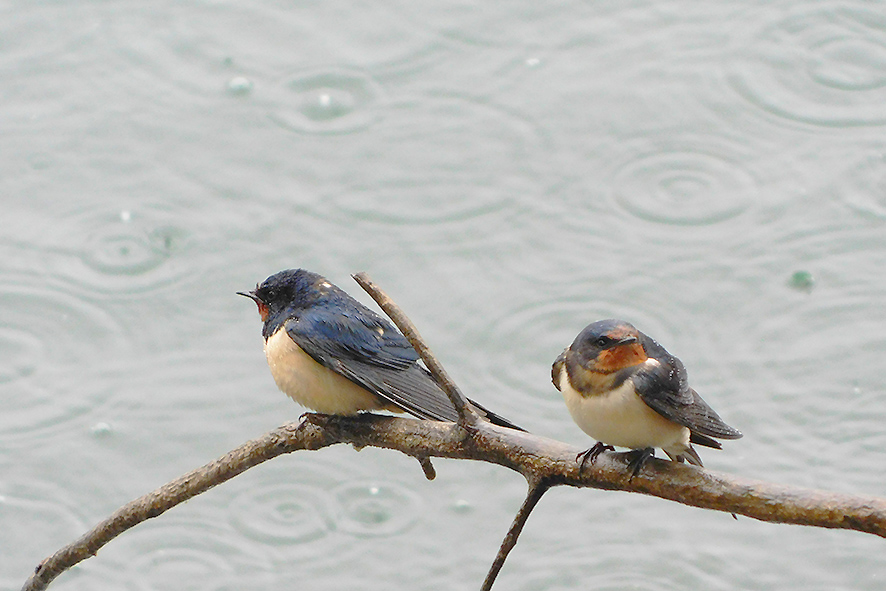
[632,334,742,440]
[287,306,522,429]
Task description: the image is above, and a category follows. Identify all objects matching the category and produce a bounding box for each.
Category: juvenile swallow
[552,319,741,475]
[240,268,521,430]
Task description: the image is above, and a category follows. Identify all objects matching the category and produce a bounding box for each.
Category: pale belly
[557,367,689,451]
[264,328,396,415]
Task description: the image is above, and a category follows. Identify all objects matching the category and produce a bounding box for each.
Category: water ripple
[332,481,421,537]
[0,278,130,436]
[321,95,551,224]
[109,520,271,591]
[0,488,88,577]
[324,180,515,225]
[58,206,192,294]
[607,137,756,225]
[730,4,886,126]
[268,69,384,134]
[102,2,439,100]
[229,483,332,545]
[709,221,886,443]
[99,9,234,107]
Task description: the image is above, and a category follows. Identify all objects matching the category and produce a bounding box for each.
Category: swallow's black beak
[615,335,638,346]
[239,289,270,322]
[237,290,262,304]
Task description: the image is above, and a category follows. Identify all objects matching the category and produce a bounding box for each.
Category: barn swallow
[239,268,522,430]
[552,319,741,476]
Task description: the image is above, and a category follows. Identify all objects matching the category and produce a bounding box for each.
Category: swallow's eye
[594,336,609,348]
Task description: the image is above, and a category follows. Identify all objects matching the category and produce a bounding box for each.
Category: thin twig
[481,477,552,591]
[352,271,481,429]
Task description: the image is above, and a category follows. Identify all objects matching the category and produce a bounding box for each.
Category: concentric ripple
[83,223,171,277]
[57,206,191,294]
[101,3,437,110]
[609,140,756,225]
[320,95,550,224]
[111,521,270,591]
[0,280,130,436]
[730,4,886,126]
[332,482,421,537]
[229,483,332,545]
[269,69,384,134]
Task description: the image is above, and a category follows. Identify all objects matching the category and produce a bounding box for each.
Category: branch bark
[21,413,886,591]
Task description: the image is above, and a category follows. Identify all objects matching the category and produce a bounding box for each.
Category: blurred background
[3,1,885,589]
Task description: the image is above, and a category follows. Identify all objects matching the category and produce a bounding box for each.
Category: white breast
[556,364,689,451]
[264,327,391,415]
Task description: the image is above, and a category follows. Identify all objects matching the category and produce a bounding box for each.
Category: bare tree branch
[21,413,886,591]
[482,477,551,591]
[20,273,886,591]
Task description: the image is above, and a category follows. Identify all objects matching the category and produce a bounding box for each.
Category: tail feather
[467,398,525,432]
[690,431,723,449]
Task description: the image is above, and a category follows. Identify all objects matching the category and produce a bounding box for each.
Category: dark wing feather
[290,304,419,370]
[335,359,460,421]
[551,350,567,391]
[690,431,723,449]
[286,307,523,430]
[286,307,455,420]
[632,334,742,440]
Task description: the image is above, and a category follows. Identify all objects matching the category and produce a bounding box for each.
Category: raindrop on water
[333,481,420,537]
[226,76,253,96]
[91,422,113,437]
[269,69,383,134]
[788,270,815,293]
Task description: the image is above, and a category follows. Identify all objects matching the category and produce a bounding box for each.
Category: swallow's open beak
[238,289,269,322]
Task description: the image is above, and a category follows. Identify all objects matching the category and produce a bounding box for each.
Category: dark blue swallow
[240,268,521,430]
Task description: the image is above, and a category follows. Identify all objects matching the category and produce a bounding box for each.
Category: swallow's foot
[576,442,614,474]
[626,447,655,480]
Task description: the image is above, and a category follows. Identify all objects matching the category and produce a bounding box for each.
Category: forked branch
[20,274,886,591]
[21,413,886,591]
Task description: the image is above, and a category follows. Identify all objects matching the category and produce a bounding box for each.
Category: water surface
[3,1,885,590]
